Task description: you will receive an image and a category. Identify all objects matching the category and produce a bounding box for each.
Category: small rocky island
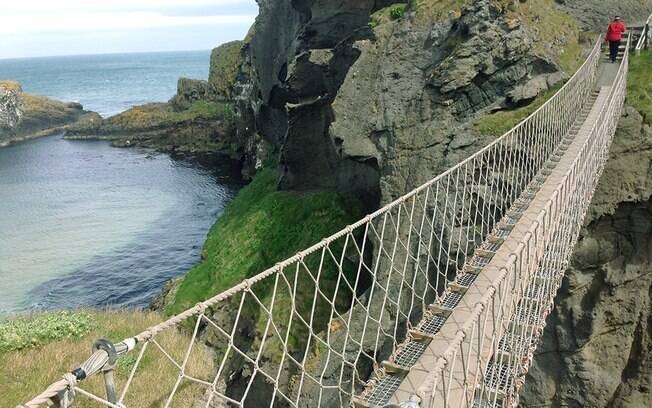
[0,80,99,147]
[65,41,249,161]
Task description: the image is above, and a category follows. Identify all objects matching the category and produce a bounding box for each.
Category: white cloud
[0,0,257,58]
[0,12,256,34]
[0,0,251,13]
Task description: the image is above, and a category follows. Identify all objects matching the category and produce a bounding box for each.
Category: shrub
[0,311,96,352]
[390,5,406,20]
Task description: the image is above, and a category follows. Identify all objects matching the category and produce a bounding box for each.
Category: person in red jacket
[606,16,627,62]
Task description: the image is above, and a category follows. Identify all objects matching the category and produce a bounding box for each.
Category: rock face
[65,101,242,157]
[0,80,94,147]
[235,0,579,210]
[556,0,652,30]
[157,0,651,405]
[521,107,652,407]
[0,81,22,143]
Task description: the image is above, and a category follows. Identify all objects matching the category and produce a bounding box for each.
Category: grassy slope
[106,100,233,130]
[167,169,363,315]
[628,49,652,124]
[473,0,582,137]
[1,310,213,407]
[473,84,562,137]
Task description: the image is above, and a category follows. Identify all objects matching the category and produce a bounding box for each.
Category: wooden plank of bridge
[387,86,612,407]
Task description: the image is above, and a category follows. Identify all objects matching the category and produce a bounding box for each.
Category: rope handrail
[635,14,652,53]
[413,34,630,407]
[22,35,613,408]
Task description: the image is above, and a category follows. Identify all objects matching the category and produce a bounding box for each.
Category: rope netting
[409,36,629,408]
[22,35,620,408]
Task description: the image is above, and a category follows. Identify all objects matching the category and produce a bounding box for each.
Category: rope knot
[62,372,77,389]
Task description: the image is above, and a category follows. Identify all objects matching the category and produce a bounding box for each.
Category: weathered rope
[20,28,635,408]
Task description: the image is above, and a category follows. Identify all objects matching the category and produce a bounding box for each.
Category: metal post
[102,366,118,405]
[93,338,119,407]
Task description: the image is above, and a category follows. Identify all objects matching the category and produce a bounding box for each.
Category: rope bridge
[22,34,630,408]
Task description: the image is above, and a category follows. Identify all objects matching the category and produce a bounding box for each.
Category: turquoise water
[0,51,210,117]
[0,136,241,313]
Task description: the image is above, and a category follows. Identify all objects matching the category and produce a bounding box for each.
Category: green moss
[0,312,96,352]
[370,3,408,28]
[413,0,467,25]
[509,0,582,74]
[474,84,563,137]
[106,101,233,130]
[628,49,652,125]
[167,169,363,315]
[166,169,364,361]
[208,41,244,99]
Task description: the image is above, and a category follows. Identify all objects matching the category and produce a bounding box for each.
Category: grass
[1,310,214,407]
[0,311,96,352]
[209,41,244,98]
[412,0,468,25]
[0,80,22,93]
[370,3,408,28]
[628,49,652,124]
[166,169,364,361]
[507,0,582,74]
[167,169,363,314]
[106,101,233,130]
[474,84,563,137]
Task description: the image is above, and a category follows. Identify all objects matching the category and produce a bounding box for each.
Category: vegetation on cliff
[167,169,363,315]
[0,80,93,147]
[208,41,244,99]
[103,101,233,131]
[0,310,213,407]
[474,83,562,136]
[628,49,652,124]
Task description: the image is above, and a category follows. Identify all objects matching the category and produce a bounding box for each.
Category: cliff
[0,80,97,148]
[520,54,652,406]
[66,41,253,159]
[155,0,652,405]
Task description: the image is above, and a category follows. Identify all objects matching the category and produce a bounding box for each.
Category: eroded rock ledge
[0,80,97,148]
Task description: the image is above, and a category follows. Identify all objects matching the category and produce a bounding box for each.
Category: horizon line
[0,47,214,62]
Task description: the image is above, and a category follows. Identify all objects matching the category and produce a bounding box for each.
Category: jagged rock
[0,80,94,147]
[0,81,23,144]
[169,78,210,111]
[521,107,652,406]
[555,0,652,30]
[209,41,245,100]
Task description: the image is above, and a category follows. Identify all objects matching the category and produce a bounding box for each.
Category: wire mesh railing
[22,37,610,408]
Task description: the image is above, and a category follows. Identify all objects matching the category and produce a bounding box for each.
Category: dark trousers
[609,40,621,62]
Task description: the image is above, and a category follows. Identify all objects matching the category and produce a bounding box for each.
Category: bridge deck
[363,54,623,407]
[384,86,610,407]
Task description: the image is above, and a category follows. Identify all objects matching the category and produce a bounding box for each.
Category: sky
[0,0,258,59]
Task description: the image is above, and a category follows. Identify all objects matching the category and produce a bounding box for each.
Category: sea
[0,51,242,314]
[0,51,211,117]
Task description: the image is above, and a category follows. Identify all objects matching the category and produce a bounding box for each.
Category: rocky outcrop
[521,106,652,406]
[232,0,580,210]
[169,78,211,111]
[0,80,96,147]
[65,101,242,157]
[166,0,589,404]
[0,81,22,143]
[157,1,650,405]
[555,0,652,30]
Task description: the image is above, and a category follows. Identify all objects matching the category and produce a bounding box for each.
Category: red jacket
[606,21,626,41]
